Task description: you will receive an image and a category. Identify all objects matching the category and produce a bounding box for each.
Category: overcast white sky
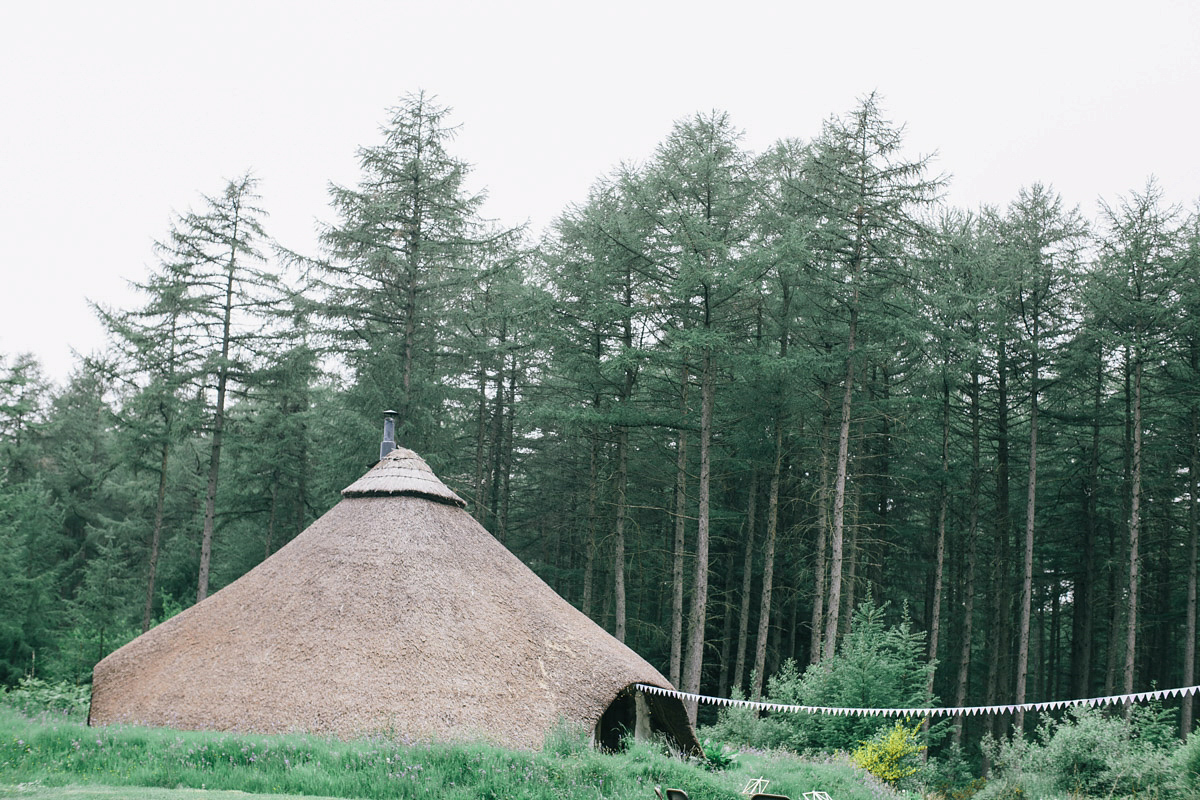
[3,1,1199,384]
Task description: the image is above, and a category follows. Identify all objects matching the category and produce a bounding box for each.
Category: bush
[1178,731,1200,794]
[923,743,986,799]
[698,687,789,751]
[979,704,1187,799]
[700,598,937,763]
[1038,707,1126,795]
[763,598,934,754]
[699,738,738,771]
[850,719,925,787]
[0,676,91,717]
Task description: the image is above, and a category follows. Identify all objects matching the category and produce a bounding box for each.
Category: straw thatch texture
[341,447,466,506]
[90,448,697,752]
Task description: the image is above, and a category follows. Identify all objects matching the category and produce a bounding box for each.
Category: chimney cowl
[380,410,398,460]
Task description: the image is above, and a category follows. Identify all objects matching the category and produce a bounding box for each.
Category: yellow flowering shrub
[850,718,926,786]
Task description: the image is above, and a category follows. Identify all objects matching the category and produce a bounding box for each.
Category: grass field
[0,708,906,800]
[0,785,349,799]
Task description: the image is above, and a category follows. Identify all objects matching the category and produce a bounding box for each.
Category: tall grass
[1,705,907,800]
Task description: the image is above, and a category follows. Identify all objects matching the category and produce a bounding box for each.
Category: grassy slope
[0,786,349,799]
[0,709,908,800]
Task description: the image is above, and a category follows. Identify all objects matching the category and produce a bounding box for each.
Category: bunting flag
[634,683,1200,718]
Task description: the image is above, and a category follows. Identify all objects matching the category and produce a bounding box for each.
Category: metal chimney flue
[380,410,398,460]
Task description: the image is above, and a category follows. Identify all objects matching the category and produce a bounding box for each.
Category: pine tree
[152,174,278,602]
[798,95,941,660]
[638,111,757,719]
[1093,180,1183,705]
[318,92,516,462]
[94,257,205,631]
[993,184,1087,731]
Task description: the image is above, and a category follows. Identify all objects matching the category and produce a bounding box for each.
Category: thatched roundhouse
[89,447,699,752]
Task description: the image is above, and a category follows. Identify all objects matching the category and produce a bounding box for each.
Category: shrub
[763,598,934,754]
[923,743,986,799]
[699,738,738,771]
[1044,705,1179,797]
[1038,707,1125,795]
[1178,731,1200,794]
[698,686,789,751]
[980,704,1186,799]
[850,719,925,787]
[0,676,91,717]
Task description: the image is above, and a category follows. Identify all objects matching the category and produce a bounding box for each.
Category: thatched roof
[90,447,698,752]
[341,448,466,505]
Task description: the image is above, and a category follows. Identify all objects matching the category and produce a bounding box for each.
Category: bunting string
[634,683,1200,718]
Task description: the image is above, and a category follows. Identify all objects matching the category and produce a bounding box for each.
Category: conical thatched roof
[90,447,698,752]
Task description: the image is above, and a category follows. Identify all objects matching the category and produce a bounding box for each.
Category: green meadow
[0,707,904,800]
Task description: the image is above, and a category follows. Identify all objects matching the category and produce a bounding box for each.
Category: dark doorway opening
[596,692,636,751]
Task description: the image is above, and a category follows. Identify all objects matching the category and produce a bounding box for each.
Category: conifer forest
[3,91,1200,757]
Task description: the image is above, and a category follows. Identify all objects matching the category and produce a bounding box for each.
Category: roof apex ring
[342,446,466,507]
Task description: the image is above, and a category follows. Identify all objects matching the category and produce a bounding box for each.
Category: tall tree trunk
[487,331,506,527]
[810,387,832,664]
[1123,350,1143,706]
[928,370,950,701]
[581,333,603,617]
[1184,391,1198,738]
[142,437,170,633]
[1109,349,1136,695]
[264,470,279,558]
[498,364,516,542]
[1104,555,1123,696]
[733,470,758,694]
[197,335,230,602]
[473,367,489,523]
[400,162,423,430]
[867,365,891,598]
[582,432,599,618]
[751,423,783,700]
[1073,347,1103,698]
[197,212,241,604]
[1015,335,1039,733]
[825,301,857,662]
[614,425,628,643]
[613,267,636,643]
[842,485,861,641]
[954,367,981,745]
[670,365,689,686]
[294,410,308,540]
[143,311,181,633]
[1049,575,1061,699]
[718,555,737,698]
[682,343,714,723]
[984,338,1011,769]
